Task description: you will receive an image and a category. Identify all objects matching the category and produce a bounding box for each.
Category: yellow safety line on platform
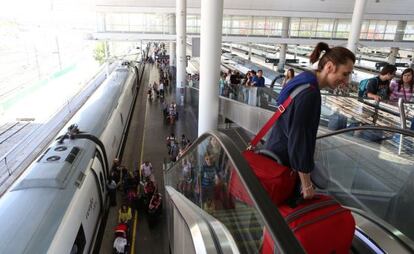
[131,81,149,254]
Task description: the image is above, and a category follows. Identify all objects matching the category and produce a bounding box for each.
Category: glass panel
[385,21,398,40]
[315,19,334,38]
[231,16,252,35]
[374,20,386,40]
[289,18,300,37]
[360,20,369,39]
[315,129,414,242]
[298,18,316,38]
[265,17,282,36]
[223,16,232,35]
[106,13,129,31]
[403,21,414,41]
[404,102,414,129]
[366,21,377,39]
[164,136,281,253]
[252,17,266,36]
[320,97,404,130]
[187,15,200,34]
[129,13,144,32]
[336,19,351,38]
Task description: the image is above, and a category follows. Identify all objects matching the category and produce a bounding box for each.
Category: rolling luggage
[261,194,355,254]
[229,83,315,206]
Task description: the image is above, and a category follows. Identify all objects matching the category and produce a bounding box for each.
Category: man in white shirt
[159,81,164,98]
[141,161,154,181]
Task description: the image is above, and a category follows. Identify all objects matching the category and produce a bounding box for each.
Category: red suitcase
[261,194,355,254]
[228,150,297,206]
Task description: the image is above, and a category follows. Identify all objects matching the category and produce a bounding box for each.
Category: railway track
[0,121,31,145]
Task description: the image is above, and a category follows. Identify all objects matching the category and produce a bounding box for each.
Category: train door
[91,150,107,206]
[81,153,107,253]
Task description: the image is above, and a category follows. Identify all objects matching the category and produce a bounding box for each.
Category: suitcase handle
[255,149,283,165]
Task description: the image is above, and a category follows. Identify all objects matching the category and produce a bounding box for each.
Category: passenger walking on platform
[365,64,396,101]
[107,178,117,206]
[265,42,355,200]
[159,80,164,98]
[166,133,176,153]
[390,68,414,102]
[111,158,122,184]
[118,204,132,224]
[140,161,154,182]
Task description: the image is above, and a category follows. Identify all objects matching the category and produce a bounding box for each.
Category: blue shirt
[265,83,321,173]
[201,165,218,187]
[251,76,265,87]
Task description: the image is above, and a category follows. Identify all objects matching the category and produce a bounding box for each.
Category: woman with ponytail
[265,42,355,200]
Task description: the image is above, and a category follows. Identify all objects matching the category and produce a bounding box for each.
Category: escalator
[164,131,303,254]
[164,126,414,253]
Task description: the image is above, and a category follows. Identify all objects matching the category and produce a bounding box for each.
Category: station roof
[95,0,414,20]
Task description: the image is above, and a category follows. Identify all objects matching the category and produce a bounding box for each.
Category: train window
[71,224,86,254]
[99,172,105,192]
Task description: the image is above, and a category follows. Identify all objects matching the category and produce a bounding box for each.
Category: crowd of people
[166,133,192,162]
[109,156,163,253]
[359,64,414,103]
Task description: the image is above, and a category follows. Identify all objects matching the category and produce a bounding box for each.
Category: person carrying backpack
[358,64,396,101]
[265,42,355,200]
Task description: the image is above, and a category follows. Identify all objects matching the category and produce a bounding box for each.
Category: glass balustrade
[315,127,414,242]
[164,134,297,253]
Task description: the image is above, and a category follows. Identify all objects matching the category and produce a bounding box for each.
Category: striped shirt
[389,80,413,102]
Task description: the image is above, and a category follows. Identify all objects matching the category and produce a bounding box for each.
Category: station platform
[99,63,197,253]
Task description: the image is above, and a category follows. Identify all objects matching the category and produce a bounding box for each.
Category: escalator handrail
[166,186,220,254]
[317,125,414,139]
[349,207,414,252]
[165,130,305,254]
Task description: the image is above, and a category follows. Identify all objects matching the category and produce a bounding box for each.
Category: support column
[277,17,290,72]
[168,14,176,68]
[388,20,407,64]
[347,0,368,53]
[248,43,252,61]
[331,19,338,39]
[388,48,399,65]
[198,0,223,136]
[176,0,186,89]
[294,44,298,59]
[229,43,233,53]
[104,41,110,77]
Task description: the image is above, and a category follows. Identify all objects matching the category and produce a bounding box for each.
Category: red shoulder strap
[248,84,312,148]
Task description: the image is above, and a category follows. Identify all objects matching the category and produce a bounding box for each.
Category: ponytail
[309,42,330,64]
[310,42,355,71]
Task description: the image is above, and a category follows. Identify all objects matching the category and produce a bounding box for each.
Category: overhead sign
[265,58,299,64]
[156,55,169,60]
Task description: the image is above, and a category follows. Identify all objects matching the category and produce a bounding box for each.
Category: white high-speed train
[0,62,140,253]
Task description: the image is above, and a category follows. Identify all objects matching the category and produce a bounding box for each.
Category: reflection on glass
[165,136,276,253]
[315,129,414,241]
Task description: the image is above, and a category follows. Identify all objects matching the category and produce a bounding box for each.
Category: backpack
[358,77,377,98]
